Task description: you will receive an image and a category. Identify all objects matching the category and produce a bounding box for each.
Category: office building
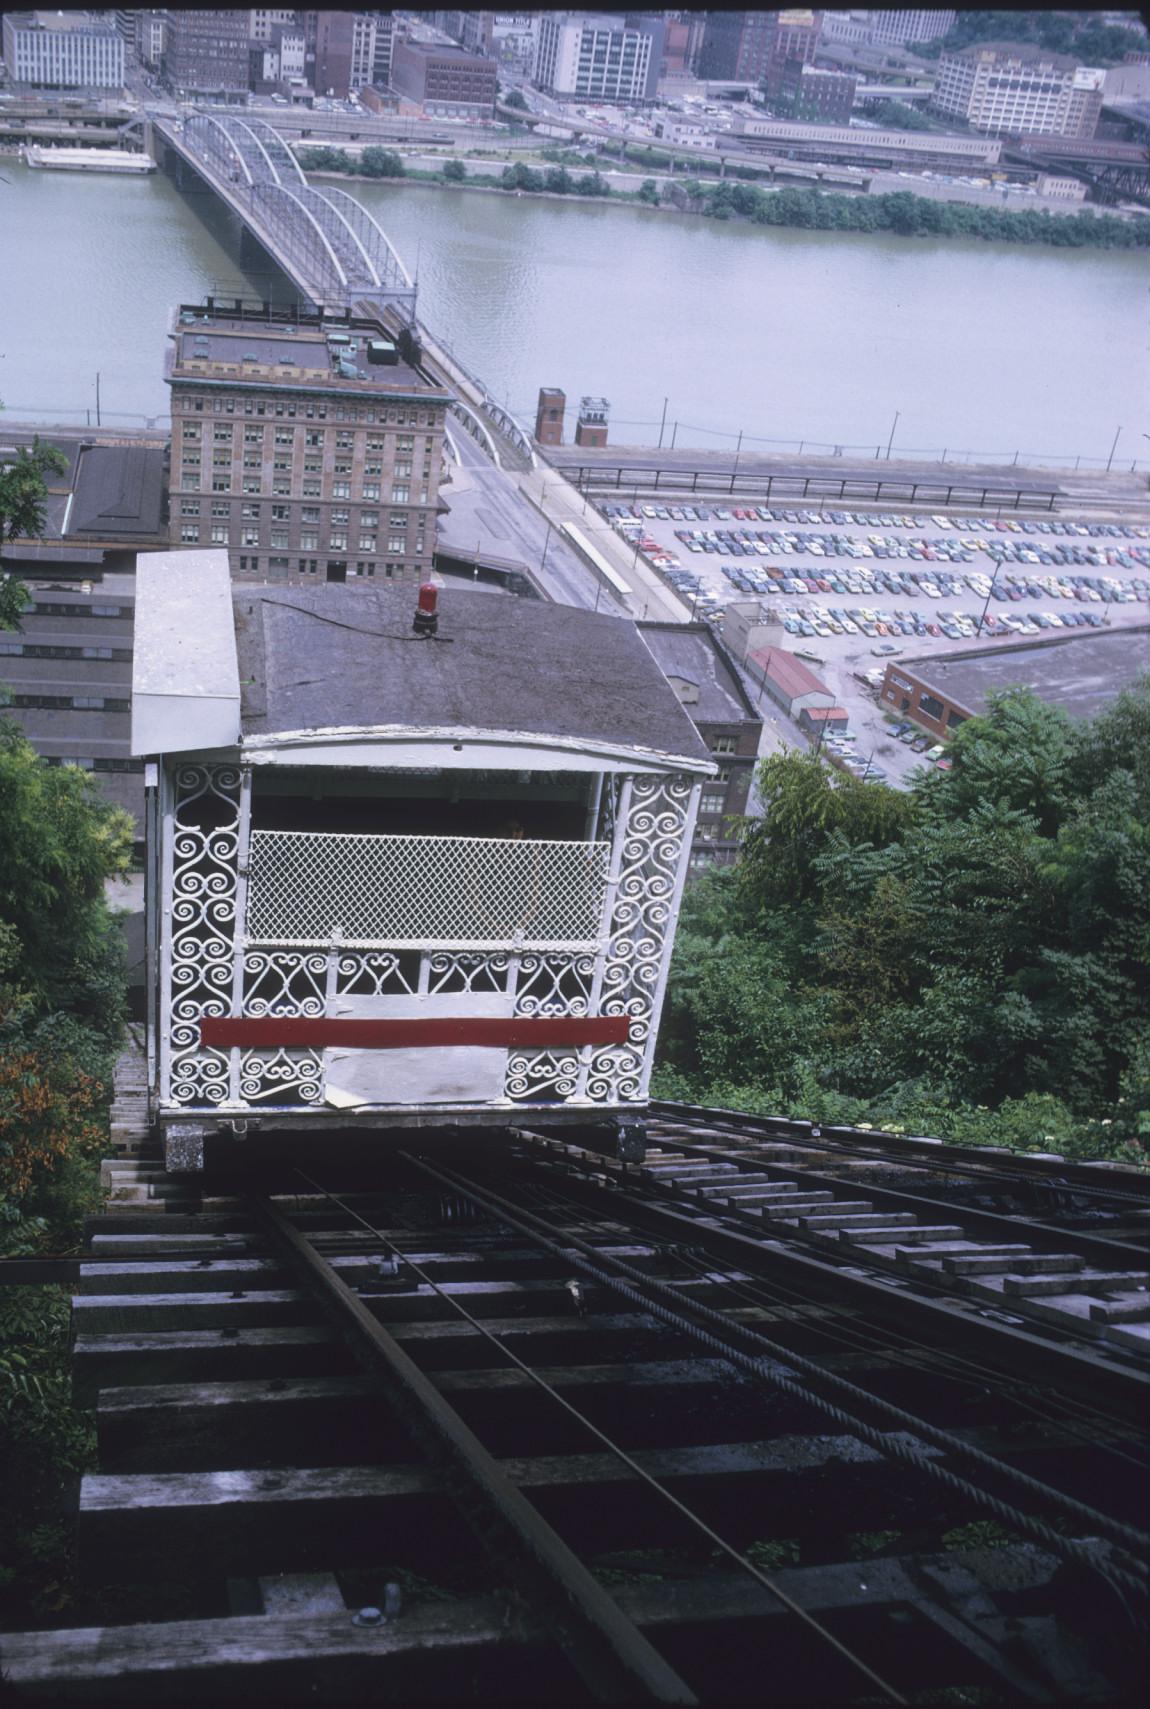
[779,59,856,120]
[164,9,249,99]
[390,38,497,116]
[821,9,955,48]
[638,623,762,872]
[763,9,823,98]
[368,9,394,87]
[2,11,124,89]
[533,11,663,104]
[249,9,299,43]
[932,42,1105,139]
[165,300,451,587]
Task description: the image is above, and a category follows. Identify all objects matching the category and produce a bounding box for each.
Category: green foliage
[1,405,68,627]
[872,99,932,131]
[637,177,661,205]
[441,156,465,182]
[928,11,1147,68]
[360,146,404,178]
[503,88,528,111]
[655,683,1150,1163]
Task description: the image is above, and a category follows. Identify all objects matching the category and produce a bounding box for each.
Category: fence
[518,409,1149,476]
[567,464,1061,512]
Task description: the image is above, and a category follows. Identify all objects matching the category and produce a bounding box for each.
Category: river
[2,160,1145,467]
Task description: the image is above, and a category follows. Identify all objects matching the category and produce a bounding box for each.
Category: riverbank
[298,151,1150,250]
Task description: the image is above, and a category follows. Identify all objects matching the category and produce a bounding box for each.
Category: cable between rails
[291,1166,910,1707]
[407,1151,1150,1603]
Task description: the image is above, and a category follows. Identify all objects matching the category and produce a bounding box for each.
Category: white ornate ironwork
[514,953,594,1018]
[337,950,419,998]
[246,831,611,950]
[588,774,697,1104]
[243,950,328,1017]
[506,1049,580,1102]
[238,1046,323,1105]
[166,764,242,1106]
[159,766,695,1114]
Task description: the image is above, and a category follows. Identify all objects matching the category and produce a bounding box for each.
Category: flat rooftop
[167,308,446,399]
[905,627,1150,723]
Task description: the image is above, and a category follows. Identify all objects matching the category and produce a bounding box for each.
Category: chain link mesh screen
[246,830,611,949]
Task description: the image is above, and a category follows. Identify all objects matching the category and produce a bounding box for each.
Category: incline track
[4,1128,1149,1703]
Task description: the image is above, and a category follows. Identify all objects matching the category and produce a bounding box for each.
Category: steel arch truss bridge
[181,113,416,318]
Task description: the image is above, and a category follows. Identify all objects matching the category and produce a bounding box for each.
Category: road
[439,429,684,621]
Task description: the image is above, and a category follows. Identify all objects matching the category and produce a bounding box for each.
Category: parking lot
[595,497,1150,787]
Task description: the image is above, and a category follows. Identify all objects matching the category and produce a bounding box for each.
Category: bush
[360,146,404,179]
[442,157,466,182]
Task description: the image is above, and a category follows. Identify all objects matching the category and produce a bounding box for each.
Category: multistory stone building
[779,59,856,121]
[2,10,124,89]
[932,41,1105,138]
[821,10,955,48]
[164,8,250,99]
[249,9,299,44]
[165,301,451,587]
[390,37,497,116]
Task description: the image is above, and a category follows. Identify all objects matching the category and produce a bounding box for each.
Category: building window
[270,529,289,550]
[919,692,946,721]
[302,480,322,498]
[241,528,260,548]
[239,555,260,573]
[712,735,736,754]
[354,561,375,577]
[331,508,350,526]
[241,503,259,519]
[298,558,318,574]
[361,483,381,501]
[210,525,229,544]
[360,510,379,528]
[329,532,348,551]
[180,524,199,543]
[212,478,230,492]
[358,535,377,553]
[243,478,261,495]
[300,531,319,551]
[271,504,290,520]
[391,485,409,504]
[180,500,200,517]
[701,791,726,815]
[332,482,351,500]
[269,556,290,572]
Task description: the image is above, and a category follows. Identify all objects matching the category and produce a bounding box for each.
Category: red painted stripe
[200,1016,631,1050]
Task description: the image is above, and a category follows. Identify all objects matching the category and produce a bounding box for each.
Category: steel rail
[292,1168,909,1707]
[650,1101,1150,1207]
[244,1192,697,1705]
[404,1153,1150,1597]
[642,1132,1150,1271]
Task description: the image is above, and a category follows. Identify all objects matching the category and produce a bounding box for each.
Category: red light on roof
[417,583,438,615]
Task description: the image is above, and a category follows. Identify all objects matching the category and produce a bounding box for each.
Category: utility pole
[95,372,102,428]
[1106,425,1122,473]
[657,396,668,450]
[978,557,1002,636]
[885,409,899,461]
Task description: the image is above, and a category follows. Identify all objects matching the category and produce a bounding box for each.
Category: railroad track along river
[3,1129,1148,1703]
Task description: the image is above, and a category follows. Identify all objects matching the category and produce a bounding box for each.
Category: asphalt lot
[593,497,1150,788]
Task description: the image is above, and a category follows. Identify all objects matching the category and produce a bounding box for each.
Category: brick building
[880,628,1150,740]
[165,299,451,587]
[779,60,856,121]
[163,8,249,100]
[390,38,497,117]
[639,622,762,871]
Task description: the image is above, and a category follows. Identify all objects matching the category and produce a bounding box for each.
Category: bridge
[150,111,418,320]
[1001,135,1150,209]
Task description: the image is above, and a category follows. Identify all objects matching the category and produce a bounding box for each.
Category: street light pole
[978,556,1002,636]
[1106,425,1122,473]
[657,396,668,450]
[540,518,553,577]
[885,410,899,461]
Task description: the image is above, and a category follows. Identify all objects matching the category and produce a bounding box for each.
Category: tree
[0,415,67,630]
[637,178,660,205]
[442,157,466,182]
[576,170,610,197]
[360,146,404,178]
[503,88,528,111]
